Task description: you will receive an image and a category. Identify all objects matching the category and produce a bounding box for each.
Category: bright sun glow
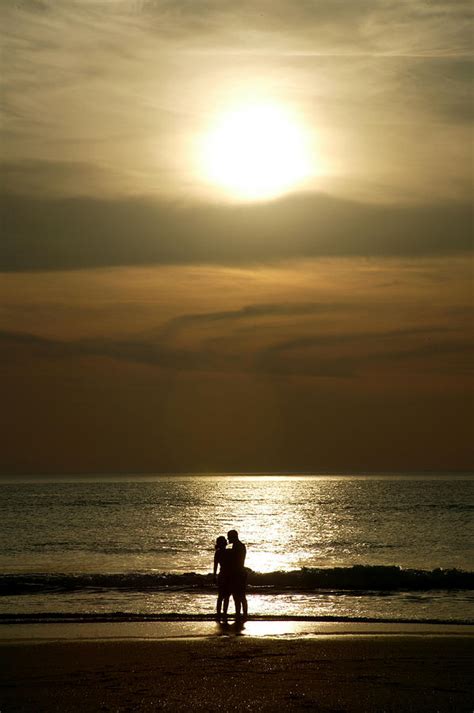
[201,103,313,200]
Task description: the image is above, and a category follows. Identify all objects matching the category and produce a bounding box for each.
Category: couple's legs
[232,591,248,619]
[216,593,230,619]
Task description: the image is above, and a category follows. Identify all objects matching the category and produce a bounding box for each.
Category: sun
[200,102,313,201]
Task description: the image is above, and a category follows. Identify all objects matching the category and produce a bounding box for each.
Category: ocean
[1,476,473,624]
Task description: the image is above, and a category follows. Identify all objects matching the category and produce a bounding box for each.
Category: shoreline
[1,612,473,624]
[1,619,472,643]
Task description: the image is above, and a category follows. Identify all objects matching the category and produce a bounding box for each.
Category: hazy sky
[1,0,472,474]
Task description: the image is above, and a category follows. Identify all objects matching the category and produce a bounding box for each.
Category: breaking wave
[1,566,473,597]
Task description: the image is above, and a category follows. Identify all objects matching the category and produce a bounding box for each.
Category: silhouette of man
[227,529,248,619]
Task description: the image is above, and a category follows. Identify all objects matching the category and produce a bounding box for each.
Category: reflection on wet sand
[1,620,472,643]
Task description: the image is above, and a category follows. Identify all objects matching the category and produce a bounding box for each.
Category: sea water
[0,476,473,623]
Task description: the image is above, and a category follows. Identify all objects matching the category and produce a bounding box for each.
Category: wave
[1,566,473,596]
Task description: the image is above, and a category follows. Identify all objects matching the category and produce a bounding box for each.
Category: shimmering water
[1,476,473,623]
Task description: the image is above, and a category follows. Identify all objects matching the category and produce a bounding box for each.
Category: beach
[1,625,473,712]
[1,478,472,710]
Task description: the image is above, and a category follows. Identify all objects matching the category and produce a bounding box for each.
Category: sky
[1,0,472,475]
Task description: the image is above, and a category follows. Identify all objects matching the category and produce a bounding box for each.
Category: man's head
[227,529,239,544]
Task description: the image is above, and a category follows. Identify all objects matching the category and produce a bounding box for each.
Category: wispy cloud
[9,1,473,57]
[1,317,471,379]
[158,301,347,339]
[257,325,473,376]
[137,0,473,57]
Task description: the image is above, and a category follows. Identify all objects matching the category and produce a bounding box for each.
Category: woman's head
[215,535,227,550]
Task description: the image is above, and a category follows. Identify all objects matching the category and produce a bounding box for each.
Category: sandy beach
[1,629,473,712]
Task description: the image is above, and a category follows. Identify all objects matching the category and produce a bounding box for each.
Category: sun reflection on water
[206,476,332,575]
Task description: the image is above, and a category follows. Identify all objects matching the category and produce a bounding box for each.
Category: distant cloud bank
[1,190,471,272]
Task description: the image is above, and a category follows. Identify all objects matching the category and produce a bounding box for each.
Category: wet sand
[1,631,473,712]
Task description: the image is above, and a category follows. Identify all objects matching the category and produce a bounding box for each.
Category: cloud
[1,189,471,272]
[158,301,347,339]
[8,1,472,57]
[257,325,473,376]
[0,329,80,361]
[0,327,234,372]
[139,0,472,57]
[1,160,133,199]
[1,316,471,380]
[263,325,456,352]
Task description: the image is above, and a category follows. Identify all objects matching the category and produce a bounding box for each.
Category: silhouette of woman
[213,535,231,621]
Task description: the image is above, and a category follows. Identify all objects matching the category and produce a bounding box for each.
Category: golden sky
[1,1,472,474]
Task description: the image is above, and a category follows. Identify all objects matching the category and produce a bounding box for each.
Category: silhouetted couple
[213,529,248,622]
